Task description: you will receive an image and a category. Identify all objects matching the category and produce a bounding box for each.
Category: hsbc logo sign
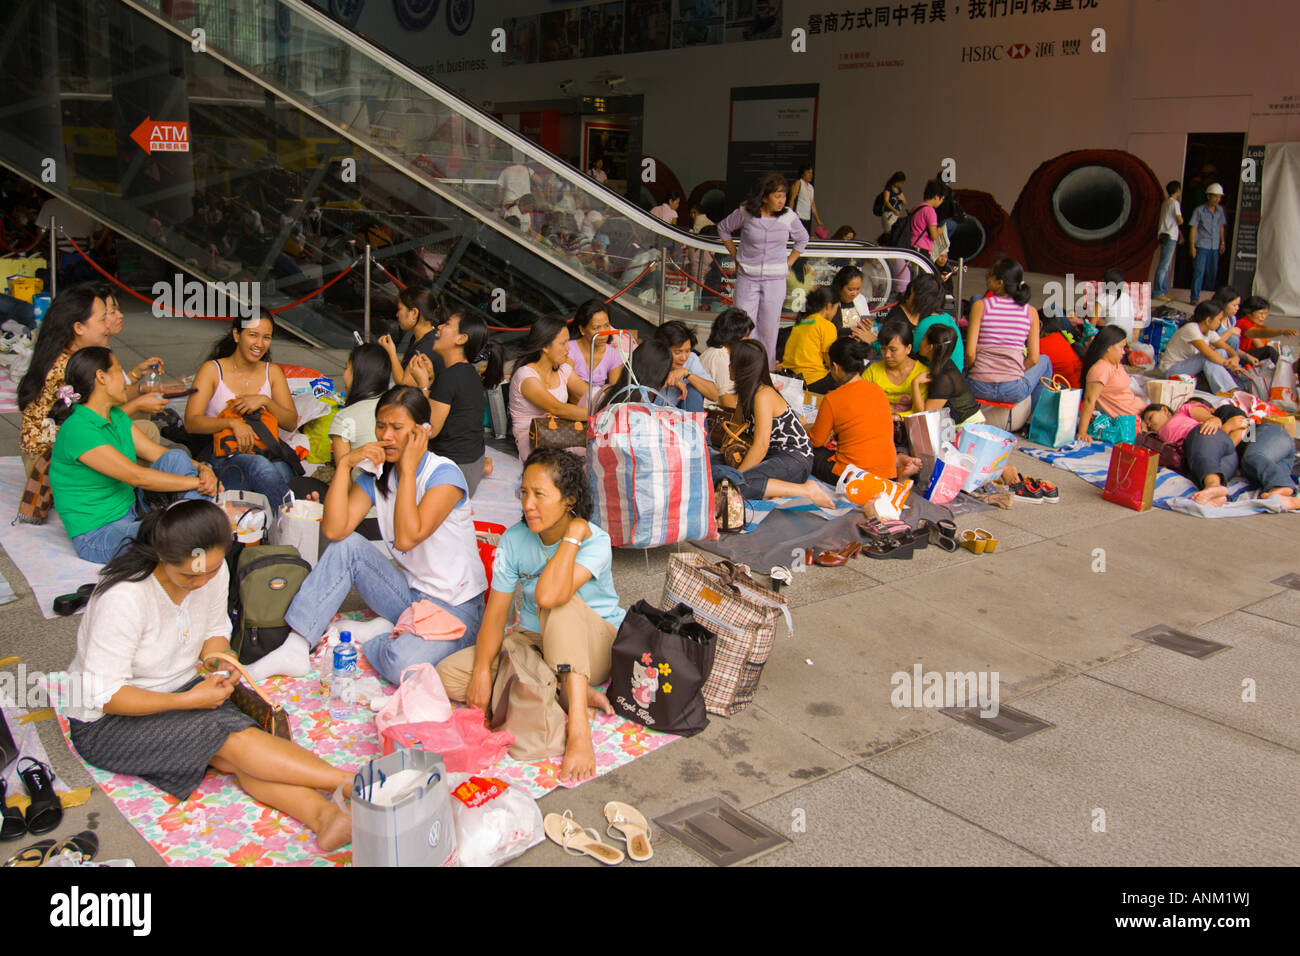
[960,43,1030,63]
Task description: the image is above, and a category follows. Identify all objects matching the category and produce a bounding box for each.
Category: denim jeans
[1153,237,1176,297]
[284,532,484,684]
[1163,353,1236,395]
[1241,423,1297,492]
[70,449,203,563]
[208,453,293,513]
[658,383,706,413]
[710,449,812,499]
[968,355,1054,409]
[1190,247,1219,300]
[1183,428,1238,487]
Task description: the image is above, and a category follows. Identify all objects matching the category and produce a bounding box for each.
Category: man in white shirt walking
[1153,180,1182,301]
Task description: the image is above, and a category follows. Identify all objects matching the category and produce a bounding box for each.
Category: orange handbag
[212,401,280,457]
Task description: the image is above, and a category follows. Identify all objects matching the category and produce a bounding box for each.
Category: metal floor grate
[1270,573,1300,590]
[939,703,1054,742]
[654,797,791,866]
[1132,624,1230,659]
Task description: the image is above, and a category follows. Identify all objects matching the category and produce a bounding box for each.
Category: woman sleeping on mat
[65,501,354,852]
[712,340,833,508]
[807,337,921,486]
[1141,400,1239,507]
[282,386,488,684]
[49,348,221,563]
[436,448,626,783]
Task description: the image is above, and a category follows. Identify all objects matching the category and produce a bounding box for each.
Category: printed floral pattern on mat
[51,611,680,866]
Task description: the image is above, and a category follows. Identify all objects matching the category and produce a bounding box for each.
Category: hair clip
[56,385,80,406]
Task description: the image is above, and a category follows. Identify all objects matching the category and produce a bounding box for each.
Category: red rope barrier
[373,258,406,290]
[62,230,359,319]
[603,260,658,305]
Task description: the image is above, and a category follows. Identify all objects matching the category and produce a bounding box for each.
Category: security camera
[605,76,626,89]
[559,80,574,94]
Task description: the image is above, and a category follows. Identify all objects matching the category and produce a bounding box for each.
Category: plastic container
[330,631,359,720]
[31,293,51,327]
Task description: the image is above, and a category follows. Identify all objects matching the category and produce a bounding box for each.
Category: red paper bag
[1102,443,1157,512]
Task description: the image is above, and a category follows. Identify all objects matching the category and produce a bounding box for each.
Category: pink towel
[392,600,468,642]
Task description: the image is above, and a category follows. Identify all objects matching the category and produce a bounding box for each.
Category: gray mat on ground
[945,493,994,517]
[694,495,956,571]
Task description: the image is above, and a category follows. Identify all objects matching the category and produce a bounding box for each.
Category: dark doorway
[1174,132,1246,295]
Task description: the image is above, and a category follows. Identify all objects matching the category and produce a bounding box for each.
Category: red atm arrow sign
[130,117,190,154]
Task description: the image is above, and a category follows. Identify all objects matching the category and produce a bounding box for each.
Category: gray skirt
[69,677,257,800]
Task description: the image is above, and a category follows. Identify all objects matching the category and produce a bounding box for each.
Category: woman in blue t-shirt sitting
[49,348,220,563]
[437,448,626,783]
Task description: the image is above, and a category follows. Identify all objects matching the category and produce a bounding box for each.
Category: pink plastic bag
[375,664,452,738]
[381,708,515,773]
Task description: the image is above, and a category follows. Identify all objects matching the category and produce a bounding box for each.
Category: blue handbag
[1088,410,1138,445]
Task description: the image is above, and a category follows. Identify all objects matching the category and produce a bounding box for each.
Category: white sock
[246,633,313,682]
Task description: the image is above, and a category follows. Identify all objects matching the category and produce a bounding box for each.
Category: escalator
[0,0,935,348]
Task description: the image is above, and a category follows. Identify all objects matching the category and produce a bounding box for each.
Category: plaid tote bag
[662,554,792,717]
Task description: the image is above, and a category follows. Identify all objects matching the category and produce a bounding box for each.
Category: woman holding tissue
[282,386,487,685]
[66,501,354,851]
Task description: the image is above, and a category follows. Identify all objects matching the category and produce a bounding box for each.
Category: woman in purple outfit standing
[717,172,810,368]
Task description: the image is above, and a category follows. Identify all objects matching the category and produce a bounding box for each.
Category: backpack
[886,206,922,249]
[229,544,311,665]
[871,191,885,217]
[487,637,566,761]
[213,400,306,477]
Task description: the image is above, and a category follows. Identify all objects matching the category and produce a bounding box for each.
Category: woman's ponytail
[49,347,113,426]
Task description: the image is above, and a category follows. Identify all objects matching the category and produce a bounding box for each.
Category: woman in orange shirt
[808,339,922,485]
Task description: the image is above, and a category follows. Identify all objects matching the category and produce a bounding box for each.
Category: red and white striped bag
[589,396,718,549]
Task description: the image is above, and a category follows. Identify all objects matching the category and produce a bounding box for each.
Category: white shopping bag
[270,493,324,565]
[217,489,273,544]
[1270,359,1298,409]
[771,373,805,412]
[351,749,458,868]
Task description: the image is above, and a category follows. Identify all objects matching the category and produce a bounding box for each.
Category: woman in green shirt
[50,348,221,563]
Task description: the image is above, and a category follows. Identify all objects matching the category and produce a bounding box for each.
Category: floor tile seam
[1075,670,1300,757]
[856,764,1061,866]
[749,702,874,768]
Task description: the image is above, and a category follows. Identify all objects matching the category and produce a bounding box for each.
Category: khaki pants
[436,594,618,700]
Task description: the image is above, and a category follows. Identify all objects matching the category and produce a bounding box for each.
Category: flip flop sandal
[52,583,96,617]
[544,810,624,865]
[604,801,653,862]
[0,779,26,842]
[46,830,98,865]
[977,529,999,553]
[961,530,987,554]
[18,758,62,836]
[3,838,55,867]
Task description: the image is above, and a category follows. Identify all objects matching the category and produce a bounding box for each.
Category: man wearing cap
[1188,183,1227,303]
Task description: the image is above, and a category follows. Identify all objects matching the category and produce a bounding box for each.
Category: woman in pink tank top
[184,312,300,511]
[965,257,1054,410]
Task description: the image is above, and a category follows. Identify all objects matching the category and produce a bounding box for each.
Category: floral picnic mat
[50,612,679,866]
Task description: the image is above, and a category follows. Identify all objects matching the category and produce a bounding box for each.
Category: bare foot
[1262,488,1300,510]
[801,481,836,509]
[558,734,597,783]
[314,802,352,852]
[587,685,614,716]
[897,455,922,479]
[483,457,493,478]
[1191,485,1230,506]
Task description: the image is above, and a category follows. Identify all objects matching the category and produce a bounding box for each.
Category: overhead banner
[724,84,818,212]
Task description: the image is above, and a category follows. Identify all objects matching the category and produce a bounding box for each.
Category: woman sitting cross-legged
[65,501,353,851]
[283,386,487,684]
[808,338,920,486]
[654,320,718,412]
[863,317,927,415]
[184,312,300,510]
[436,448,625,783]
[1141,400,1239,507]
[913,324,984,428]
[507,312,590,463]
[1076,325,1148,443]
[965,256,1053,410]
[713,340,833,507]
[782,287,839,394]
[698,306,754,410]
[50,348,221,563]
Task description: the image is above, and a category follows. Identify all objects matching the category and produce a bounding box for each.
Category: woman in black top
[913,325,983,427]
[409,310,505,496]
[378,285,447,387]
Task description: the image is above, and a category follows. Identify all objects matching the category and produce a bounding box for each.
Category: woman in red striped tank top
[965,257,1054,411]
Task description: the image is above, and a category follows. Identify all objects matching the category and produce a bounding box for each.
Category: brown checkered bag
[15,450,53,524]
[662,553,792,717]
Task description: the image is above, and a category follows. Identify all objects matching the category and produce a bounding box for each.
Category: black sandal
[52,583,95,617]
[0,778,25,842]
[2,838,55,867]
[48,829,98,864]
[920,519,960,553]
[17,758,61,835]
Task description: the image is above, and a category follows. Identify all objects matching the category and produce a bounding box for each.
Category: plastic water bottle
[330,631,359,720]
[141,363,161,392]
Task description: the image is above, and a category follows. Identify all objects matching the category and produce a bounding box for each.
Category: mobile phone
[161,388,199,399]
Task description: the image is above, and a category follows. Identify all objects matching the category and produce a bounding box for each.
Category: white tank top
[793,181,814,219]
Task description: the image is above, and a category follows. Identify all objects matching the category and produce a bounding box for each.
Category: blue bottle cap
[340,631,351,643]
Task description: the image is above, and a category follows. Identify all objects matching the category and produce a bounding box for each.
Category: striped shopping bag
[589,399,718,548]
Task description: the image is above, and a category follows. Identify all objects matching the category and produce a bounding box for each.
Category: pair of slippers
[1,758,62,841]
[544,802,652,865]
[961,529,1000,554]
[53,583,96,616]
[3,829,98,868]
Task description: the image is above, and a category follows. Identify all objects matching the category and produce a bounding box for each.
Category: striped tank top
[969,296,1033,383]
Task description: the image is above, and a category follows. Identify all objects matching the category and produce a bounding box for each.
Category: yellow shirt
[862,359,926,416]
[782,315,837,384]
